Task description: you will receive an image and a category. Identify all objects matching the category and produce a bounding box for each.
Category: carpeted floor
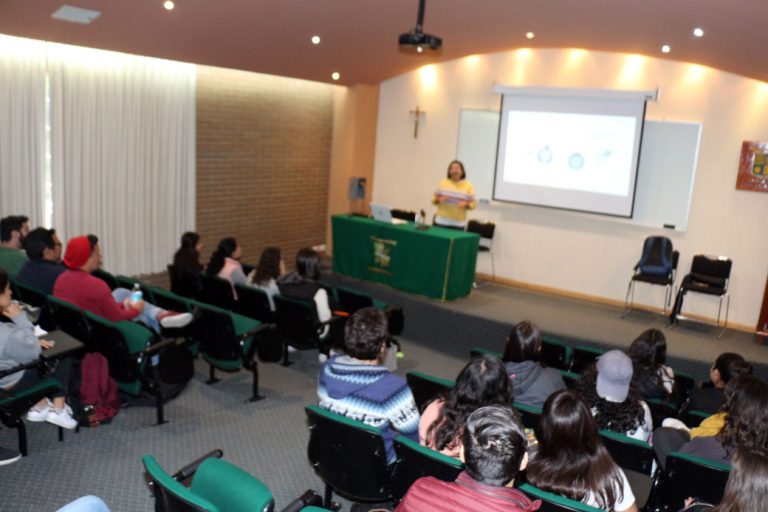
[1,275,765,511]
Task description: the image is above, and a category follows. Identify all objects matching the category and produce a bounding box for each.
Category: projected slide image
[502,111,637,196]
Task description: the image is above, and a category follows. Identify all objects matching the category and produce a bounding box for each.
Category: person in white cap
[577,349,653,441]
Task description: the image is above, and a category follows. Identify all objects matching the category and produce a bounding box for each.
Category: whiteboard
[456,109,701,230]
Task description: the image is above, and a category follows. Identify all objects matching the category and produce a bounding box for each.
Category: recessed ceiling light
[311,35,321,45]
[51,5,101,24]
[163,1,175,11]
[692,27,704,38]
[331,72,340,81]
[416,46,424,53]
[661,44,671,54]
[526,32,535,40]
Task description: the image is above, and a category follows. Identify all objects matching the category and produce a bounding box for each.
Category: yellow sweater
[432,178,476,225]
[690,413,725,438]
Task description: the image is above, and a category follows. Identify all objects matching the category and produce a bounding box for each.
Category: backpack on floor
[79,352,120,425]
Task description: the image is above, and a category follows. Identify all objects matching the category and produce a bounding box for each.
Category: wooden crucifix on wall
[410,105,426,138]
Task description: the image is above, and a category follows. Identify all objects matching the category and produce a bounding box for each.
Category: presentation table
[331,214,480,301]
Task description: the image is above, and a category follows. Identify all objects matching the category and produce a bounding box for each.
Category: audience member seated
[397,404,541,512]
[653,375,768,470]
[678,352,752,417]
[526,389,638,512]
[680,449,768,512]
[16,227,66,295]
[419,354,512,458]
[628,328,675,401]
[0,215,29,276]
[170,231,204,298]
[53,235,192,333]
[577,350,652,441]
[206,237,248,299]
[251,246,284,311]
[0,268,77,429]
[277,247,331,339]
[317,307,418,463]
[502,320,565,408]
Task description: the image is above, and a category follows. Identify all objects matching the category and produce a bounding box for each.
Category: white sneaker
[158,311,194,329]
[26,400,52,422]
[46,405,78,429]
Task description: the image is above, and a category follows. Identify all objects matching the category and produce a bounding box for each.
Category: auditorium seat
[517,483,602,512]
[391,435,463,501]
[405,371,454,411]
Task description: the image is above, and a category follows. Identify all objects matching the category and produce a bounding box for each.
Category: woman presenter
[432,160,476,229]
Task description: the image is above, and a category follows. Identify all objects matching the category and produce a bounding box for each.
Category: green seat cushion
[142,455,219,511]
[191,458,274,512]
[0,378,61,407]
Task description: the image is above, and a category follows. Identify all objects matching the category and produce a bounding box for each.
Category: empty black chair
[335,287,374,314]
[599,430,654,508]
[512,402,542,429]
[650,452,730,511]
[273,295,341,365]
[200,273,236,311]
[623,236,678,317]
[670,255,733,337]
[466,219,496,281]
[406,371,454,411]
[673,371,695,404]
[646,398,679,429]
[679,409,710,429]
[390,209,416,222]
[305,405,394,508]
[233,283,274,323]
[391,435,463,500]
[48,296,93,350]
[540,335,572,370]
[570,345,605,374]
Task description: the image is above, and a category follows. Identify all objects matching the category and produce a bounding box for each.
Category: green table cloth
[331,214,479,300]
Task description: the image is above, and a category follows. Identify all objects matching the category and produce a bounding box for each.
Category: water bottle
[130,283,142,304]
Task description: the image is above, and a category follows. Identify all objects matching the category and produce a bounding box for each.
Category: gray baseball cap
[596,350,633,403]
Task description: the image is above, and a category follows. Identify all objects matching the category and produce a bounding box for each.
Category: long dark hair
[254,247,281,285]
[0,268,9,295]
[713,352,752,384]
[713,449,768,512]
[577,366,646,436]
[296,248,321,281]
[173,232,203,276]
[526,390,626,509]
[424,355,512,453]
[207,237,238,276]
[502,320,541,363]
[718,375,768,456]
[628,328,669,397]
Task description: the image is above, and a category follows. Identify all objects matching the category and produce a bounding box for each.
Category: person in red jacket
[53,235,191,332]
[397,404,541,512]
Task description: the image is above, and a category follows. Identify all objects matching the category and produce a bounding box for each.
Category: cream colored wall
[327,84,380,251]
[372,49,768,330]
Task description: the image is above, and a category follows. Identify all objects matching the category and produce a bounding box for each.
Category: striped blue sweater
[318,355,420,461]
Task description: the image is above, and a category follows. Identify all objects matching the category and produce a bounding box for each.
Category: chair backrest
[233,284,273,323]
[540,335,573,370]
[194,303,242,368]
[86,312,150,391]
[391,435,463,500]
[273,295,320,350]
[48,296,92,348]
[391,209,416,222]
[636,236,674,278]
[200,274,236,311]
[690,255,732,281]
[12,281,57,331]
[305,405,393,503]
[570,346,605,374]
[559,369,581,390]
[115,275,155,303]
[518,483,603,512]
[336,287,374,314]
[674,372,695,403]
[190,458,275,512]
[168,264,203,300]
[653,452,730,511]
[143,455,219,512]
[466,220,495,250]
[512,402,542,430]
[406,371,454,411]
[645,398,678,429]
[149,287,193,313]
[599,429,655,476]
[92,269,119,290]
[680,409,711,429]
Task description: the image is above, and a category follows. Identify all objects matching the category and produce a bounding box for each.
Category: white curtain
[0,35,46,225]
[48,43,195,275]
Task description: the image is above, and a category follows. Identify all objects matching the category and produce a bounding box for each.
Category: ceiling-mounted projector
[398,0,442,54]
